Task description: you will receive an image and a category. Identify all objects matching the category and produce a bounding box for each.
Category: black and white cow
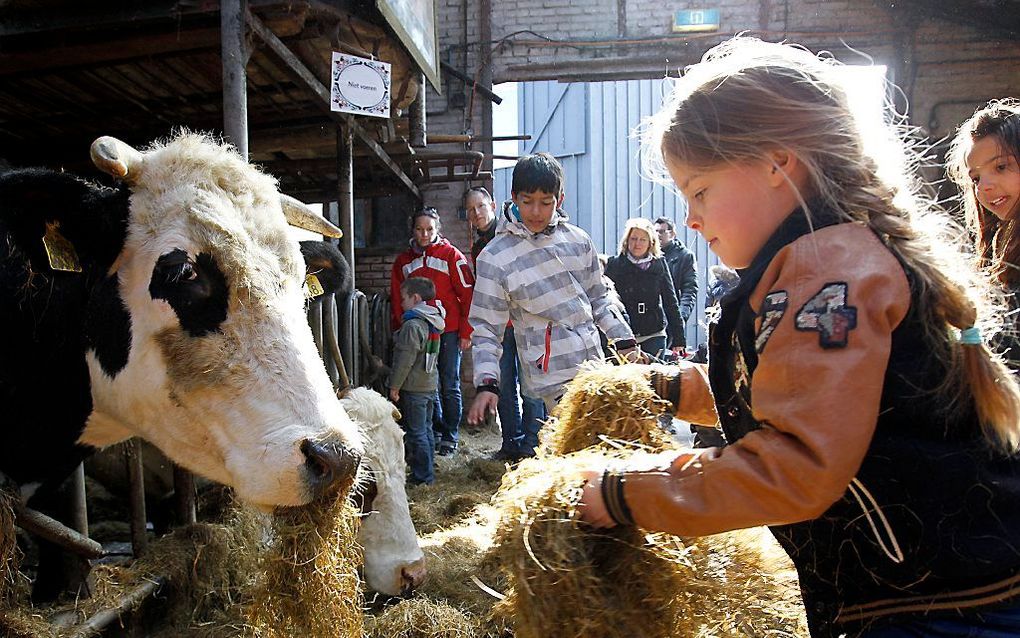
[0,133,362,510]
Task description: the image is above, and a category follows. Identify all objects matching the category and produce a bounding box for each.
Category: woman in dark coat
[604,218,685,358]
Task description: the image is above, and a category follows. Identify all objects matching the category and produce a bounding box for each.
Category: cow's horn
[280,194,343,238]
[90,136,144,184]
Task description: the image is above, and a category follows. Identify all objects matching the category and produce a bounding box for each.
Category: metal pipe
[221,0,249,160]
[440,61,502,105]
[337,125,355,282]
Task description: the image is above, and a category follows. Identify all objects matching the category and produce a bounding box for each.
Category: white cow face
[78,133,362,509]
[342,388,426,596]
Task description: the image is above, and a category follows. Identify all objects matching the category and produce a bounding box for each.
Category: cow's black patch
[149,249,229,337]
[83,272,132,377]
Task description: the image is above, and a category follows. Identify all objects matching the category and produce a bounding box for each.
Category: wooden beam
[0,28,223,78]
[247,11,420,199]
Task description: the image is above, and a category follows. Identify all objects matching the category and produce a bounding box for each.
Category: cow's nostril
[301,439,361,498]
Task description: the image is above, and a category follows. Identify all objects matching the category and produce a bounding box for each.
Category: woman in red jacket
[390,208,474,456]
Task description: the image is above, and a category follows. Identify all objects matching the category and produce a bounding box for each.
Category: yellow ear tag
[305,273,325,299]
[42,222,83,273]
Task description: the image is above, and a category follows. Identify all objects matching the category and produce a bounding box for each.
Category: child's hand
[618,347,645,364]
[468,392,498,426]
[459,337,472,351]
[577,469,617,529]
[389,387,400,403]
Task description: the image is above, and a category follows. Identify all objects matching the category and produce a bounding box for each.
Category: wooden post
[221,0,249,160]
[173,466,197,525]
[409,73,426,148]
[125,440,148,557]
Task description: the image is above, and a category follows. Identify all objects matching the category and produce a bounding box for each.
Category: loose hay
[365,598,479,638]
[0,486,20,604]
[541,363,675,455]
[245,490,364,638]
[489,362,807,637]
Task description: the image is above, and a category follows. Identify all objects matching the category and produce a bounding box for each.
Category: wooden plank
[0,28,222,78]
[248,11,420,199]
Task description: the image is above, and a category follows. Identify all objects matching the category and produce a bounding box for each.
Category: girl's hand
[389,387,400,403]
[577,469,618,529]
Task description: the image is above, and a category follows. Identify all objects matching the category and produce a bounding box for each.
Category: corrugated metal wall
[494,79,720,349]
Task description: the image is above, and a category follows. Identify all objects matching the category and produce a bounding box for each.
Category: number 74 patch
[795,282,858,349]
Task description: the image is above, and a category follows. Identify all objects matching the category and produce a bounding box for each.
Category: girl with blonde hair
[579,37,1020,637]
[604,218,685,358]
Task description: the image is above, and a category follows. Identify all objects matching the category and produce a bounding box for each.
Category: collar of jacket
[499,200,569,237]
[410,236,446,254]
[724,203,843,306]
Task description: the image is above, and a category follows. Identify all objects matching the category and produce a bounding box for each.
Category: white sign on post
[330,52,391,118]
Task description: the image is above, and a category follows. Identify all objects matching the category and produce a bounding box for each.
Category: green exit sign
[673,9,720,33]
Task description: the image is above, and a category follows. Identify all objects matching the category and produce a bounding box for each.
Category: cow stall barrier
[308,290,392,396]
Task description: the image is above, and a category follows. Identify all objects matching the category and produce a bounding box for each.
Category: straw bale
[364,598,480,638]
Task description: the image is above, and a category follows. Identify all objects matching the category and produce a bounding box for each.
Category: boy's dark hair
[653,216,675,231]
[512,152,564,197]
[410,207,442,232]
[401,276,436,301]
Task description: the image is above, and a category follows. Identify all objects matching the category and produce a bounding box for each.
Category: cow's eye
[149,249,229,336]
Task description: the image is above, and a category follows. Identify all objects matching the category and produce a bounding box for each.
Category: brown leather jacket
[611,218,1020,635]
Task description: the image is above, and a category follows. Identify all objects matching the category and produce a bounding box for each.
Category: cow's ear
[0,168,130,270]
[299,240,353,298]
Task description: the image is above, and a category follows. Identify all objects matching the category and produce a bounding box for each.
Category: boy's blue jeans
[858,605,1020,637]
[400,391,435,485]
[431,331,462,448]
[499,325,547,456]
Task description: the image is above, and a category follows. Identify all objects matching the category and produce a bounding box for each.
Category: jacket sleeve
[659,261,686,348]
[469,252,509,386]
[677,250,699,322]
[621,228,911,537]
[389,321,424,390]
[390,257,404,332]
[448,245,476,339]
[587,242,633,342]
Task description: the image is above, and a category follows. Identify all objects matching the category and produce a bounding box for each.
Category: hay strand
[365,598,480,638]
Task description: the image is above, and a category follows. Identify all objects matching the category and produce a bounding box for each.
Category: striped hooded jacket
[469,203,633,400]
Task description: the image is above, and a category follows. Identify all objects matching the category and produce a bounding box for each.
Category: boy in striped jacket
[467,153,637,425]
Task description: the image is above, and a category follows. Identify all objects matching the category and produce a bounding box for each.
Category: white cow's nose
[300,439,361,498]
[400,557,427,594]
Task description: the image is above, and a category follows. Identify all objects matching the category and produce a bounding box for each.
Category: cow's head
[75,133,362,508]
[341,388,426,596]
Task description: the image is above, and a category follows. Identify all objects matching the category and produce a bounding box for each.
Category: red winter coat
[390,237,474,338]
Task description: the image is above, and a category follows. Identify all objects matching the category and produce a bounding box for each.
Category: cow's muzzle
[400,557,427,595]
[300,439,361,499]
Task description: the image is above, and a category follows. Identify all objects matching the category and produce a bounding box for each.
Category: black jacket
[661,239,698,322]
[604,255,685,348]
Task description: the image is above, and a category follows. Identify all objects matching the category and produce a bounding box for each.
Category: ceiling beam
[247,10,420,200]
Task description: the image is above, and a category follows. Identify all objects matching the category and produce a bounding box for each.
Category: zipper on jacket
[541,322,552,373]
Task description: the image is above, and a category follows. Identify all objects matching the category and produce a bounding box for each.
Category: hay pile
[0,484,364,638]
[364,598,479,637]
[245,492,363,638]
[487,362,807,638]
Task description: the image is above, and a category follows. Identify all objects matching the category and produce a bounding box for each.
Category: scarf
[626,252,654,270]
[402,308,441,372]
